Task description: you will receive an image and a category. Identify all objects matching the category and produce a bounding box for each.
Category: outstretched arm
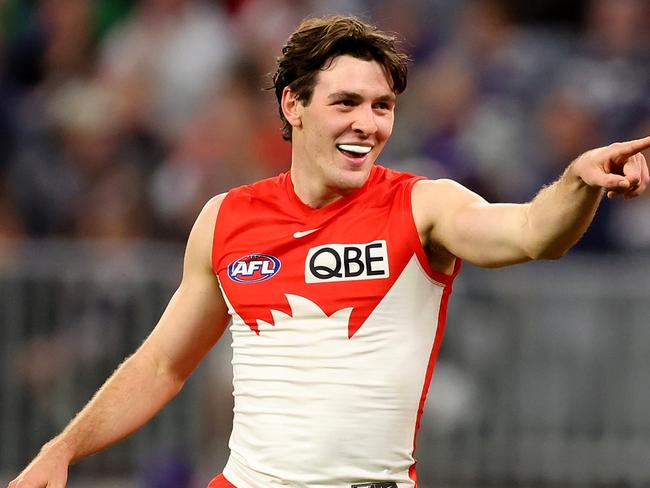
[413,136,650,268]
[9,195,230,488]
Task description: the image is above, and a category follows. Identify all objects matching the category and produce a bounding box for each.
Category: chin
[335,167,372,191]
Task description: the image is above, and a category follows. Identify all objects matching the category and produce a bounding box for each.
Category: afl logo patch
[228,254,281,283]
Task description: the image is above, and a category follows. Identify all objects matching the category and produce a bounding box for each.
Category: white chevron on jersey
[220,255,445,488]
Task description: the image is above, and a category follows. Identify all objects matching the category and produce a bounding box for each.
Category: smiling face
[283,55,396,206]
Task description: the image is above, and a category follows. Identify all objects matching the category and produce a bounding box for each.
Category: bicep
[444,200,532,267]
[138,195,230,381]
[415,180,533,268]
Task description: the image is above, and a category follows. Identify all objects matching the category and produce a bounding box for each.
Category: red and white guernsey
[212,165,460,488]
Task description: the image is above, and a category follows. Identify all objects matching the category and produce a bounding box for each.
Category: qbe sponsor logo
[228,253,281,283]
[305,240,389,283]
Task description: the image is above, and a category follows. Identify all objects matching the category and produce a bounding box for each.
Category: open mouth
[336,143,372,160]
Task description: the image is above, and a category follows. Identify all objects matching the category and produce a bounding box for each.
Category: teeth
[337,144,372,155]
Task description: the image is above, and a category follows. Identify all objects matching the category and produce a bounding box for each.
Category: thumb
[600,174,630,191]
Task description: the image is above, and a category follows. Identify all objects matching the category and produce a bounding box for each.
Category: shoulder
[412,177,467,195]
[197,193,228,227]
[361,165,425,204]
[184,193,227,273]
[412,178,482,209]
[227,173,287,201]
[412,178,485,235]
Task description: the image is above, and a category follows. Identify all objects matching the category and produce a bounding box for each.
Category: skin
[8,54,650,488]
[284,55,396,207]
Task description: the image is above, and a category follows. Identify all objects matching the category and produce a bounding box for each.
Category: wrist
[566,158,587,185]
[43,437,75,464]
[565,157,602,194]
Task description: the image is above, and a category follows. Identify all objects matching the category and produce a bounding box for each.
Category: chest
[214,193,420,337]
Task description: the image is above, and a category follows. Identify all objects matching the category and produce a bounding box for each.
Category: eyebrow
[327,91,396,103]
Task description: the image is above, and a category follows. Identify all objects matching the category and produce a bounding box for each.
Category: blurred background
[0,0,649,486]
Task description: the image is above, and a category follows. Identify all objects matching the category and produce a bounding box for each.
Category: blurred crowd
[0,0,649,251]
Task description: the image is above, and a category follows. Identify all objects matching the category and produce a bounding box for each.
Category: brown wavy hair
[271,15,411,141]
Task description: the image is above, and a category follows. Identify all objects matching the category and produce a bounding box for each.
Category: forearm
[524,162,603,259]
[51,348,184,464]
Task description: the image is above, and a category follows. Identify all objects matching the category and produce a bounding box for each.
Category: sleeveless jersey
[212,165,461,488]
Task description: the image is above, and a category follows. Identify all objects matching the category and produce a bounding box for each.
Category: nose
[351,106,378,136]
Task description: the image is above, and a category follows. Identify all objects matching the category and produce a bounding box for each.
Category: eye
[373,101,393,111]
[338,99,355,107]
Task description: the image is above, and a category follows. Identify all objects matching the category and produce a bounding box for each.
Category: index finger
[612,135,650,158]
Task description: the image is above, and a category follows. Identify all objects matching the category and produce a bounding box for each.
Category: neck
[290,165,349,209]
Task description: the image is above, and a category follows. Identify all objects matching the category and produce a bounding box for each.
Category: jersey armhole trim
[211,192,231,274]
[406,177,461,288]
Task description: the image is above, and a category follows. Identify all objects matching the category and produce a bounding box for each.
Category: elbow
[527,244,569,261]
[158,368,185,396]
[536,250,567,261]
[522,228,574,262]
[132,348,187,396]
[153,361,187,396]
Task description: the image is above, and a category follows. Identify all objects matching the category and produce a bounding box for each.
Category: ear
[281,87,303,130]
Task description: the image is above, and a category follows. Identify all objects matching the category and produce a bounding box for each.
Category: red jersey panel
[211,165,460,488]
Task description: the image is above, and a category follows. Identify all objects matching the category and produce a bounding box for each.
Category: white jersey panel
[221,255,444,488]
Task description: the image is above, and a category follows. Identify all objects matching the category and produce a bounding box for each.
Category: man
[9,15,649,488]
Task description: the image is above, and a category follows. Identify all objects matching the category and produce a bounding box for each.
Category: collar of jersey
[283,166,378,219]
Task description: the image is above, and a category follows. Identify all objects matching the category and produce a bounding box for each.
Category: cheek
[311,112,347,140]
[378,116,394,140]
